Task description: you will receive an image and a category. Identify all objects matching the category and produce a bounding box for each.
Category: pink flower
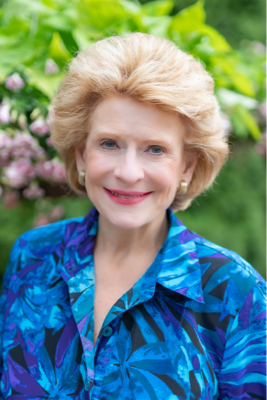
[35,158,66,182]
[35,160,54,180]
[258,102,266,118]
[51,159,66,182]
[22,183,45,199]
[0,159,9,167]
[35,146,46,159]
[0,130,13,149]
[5,158,35,188]
[0,102,10,124]
[252,41,266,55]
[50,205,65,222]
[13,132,36,148]
[5,73,25,91]
[0,131,13,161]
[34,215,50,227]
[33,205,65,227]
[29,118,50,136]
[11,132,45,159]
[45,59,59,75]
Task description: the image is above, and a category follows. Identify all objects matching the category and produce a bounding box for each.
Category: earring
[178,180,187,196]
[78,171,86,186]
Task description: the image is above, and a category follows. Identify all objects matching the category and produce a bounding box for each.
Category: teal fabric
[0,207,265,399]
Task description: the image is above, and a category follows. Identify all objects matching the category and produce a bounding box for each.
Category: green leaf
[231,104,261,140]
[231,71,255,97]
[48,32,72,66]
[237,105,261,140]
[169,0,205,35]
[1,0,51,24]
[26,66,63,97]
[230,110,249,139]
[41,14,75,31]
[217,88,258,110]
[72,28,97,51]
[0,41,38,79]
[142,0,174,17]
[77,0,128,31]
[142,16,171,37]
[198,25,231,53]
[60,31,79,55]
[121,0,141,14]
[211,56,255,97]
[0,34,21,47]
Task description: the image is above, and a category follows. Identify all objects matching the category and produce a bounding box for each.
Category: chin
[105,211,149,230]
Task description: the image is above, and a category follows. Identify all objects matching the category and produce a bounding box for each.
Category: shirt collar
[156,209,204,303]
[60,207,204,304]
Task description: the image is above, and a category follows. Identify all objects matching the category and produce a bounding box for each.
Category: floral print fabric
[0,207,266,399]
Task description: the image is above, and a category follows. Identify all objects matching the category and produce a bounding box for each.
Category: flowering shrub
[0,72,66,205]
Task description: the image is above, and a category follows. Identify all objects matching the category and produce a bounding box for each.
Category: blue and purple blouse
[0,207,266,399]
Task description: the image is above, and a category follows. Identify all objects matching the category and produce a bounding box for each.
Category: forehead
[88,94,185,144]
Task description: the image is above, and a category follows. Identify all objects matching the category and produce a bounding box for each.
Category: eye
[148,145,165,155]
[101,140,117,149]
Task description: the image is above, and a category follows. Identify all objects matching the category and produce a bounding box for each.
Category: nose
[114,148,144,184]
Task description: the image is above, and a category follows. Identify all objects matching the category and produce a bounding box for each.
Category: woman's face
[75,94,197,229]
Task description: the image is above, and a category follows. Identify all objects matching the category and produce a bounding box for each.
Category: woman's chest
[1,284,220,400]
[93,263,149,344]
[94,281,132,344]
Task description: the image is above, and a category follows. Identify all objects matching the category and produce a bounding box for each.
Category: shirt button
[102,326,113,337]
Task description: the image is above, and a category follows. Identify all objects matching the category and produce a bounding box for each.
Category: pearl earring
[78,171,86,186]
[178,180,187,196]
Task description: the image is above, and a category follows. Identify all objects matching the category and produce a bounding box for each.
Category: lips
[104,188,152,205]
[105,189,151,197]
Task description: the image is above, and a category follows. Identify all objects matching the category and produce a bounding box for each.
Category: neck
[94,210,169,272]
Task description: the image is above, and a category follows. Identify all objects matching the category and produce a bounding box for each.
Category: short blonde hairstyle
[50,32,229,211]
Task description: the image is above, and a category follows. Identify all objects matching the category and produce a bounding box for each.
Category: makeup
[104,188,152,205]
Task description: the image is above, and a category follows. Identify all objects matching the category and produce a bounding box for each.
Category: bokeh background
[0,0,266,282]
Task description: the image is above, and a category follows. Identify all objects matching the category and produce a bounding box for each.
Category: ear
[182,151,198,184]
[74,146,86,172]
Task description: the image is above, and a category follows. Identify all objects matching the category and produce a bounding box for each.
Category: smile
[104,188,152,205]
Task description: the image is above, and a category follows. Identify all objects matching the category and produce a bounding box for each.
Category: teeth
[110,191,144,198]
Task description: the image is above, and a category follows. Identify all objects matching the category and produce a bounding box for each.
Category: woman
[0,33,265,399]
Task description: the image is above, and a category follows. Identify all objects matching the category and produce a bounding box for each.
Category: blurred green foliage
[0,144,265,281]
[0,0,265,140]
[168,0,266,48]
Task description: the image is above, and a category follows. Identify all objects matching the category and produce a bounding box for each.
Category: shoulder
[3,217,84,287]
[19,216,84,247]
[192,232,265,311]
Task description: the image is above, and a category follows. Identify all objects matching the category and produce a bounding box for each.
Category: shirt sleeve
[218,281,266,400]
[0,238,22,398]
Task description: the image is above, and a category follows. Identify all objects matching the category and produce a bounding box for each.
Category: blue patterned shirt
[0,207,266,399]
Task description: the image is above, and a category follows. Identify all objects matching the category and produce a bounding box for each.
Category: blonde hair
[50,32,229,211]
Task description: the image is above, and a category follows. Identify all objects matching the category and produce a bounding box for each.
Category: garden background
[0,0,266,281]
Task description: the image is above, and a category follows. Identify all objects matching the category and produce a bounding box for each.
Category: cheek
[85,152,112,184]
[149,160,182,205]
[150,159,182,190]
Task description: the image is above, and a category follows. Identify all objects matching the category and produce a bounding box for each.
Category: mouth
[104,188,153,205]
[104,188,152,198]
